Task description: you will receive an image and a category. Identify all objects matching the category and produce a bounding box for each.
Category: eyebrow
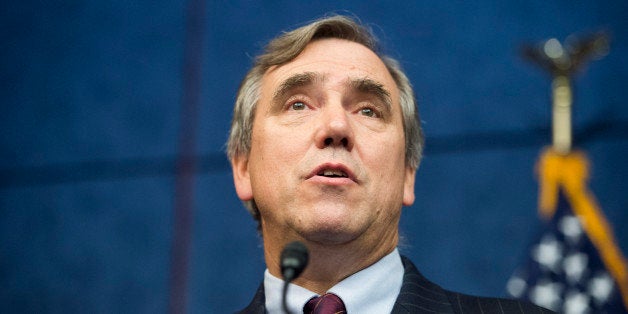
[272,72,323,105]
[349,77,392,109]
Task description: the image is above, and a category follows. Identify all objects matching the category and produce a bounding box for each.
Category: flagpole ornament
[522,32,610,155]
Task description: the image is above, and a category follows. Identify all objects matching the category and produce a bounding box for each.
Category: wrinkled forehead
[260,38,399,103]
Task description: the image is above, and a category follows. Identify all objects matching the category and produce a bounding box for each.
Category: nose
[314,104,354,150]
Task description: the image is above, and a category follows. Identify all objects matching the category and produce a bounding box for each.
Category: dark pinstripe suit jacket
[237,256,553,313]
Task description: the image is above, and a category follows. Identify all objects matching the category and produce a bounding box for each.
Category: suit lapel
[391,256,455,314]
[236,284,266,314]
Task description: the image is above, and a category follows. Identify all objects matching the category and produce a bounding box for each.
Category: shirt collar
[264,248,404,313]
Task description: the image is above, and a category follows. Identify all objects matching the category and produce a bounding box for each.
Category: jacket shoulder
[397,256,554,314]
[444,291,555,314]
[235,284,265,314]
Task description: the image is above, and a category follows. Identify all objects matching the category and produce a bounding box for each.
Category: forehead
[261,38,399,99]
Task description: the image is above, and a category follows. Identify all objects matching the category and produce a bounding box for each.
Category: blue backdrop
[1,1,627,313]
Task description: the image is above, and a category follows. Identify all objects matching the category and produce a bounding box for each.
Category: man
[227,15,551,313]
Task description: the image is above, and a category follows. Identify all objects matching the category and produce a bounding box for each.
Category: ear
[402,166,416,206]
[231,154,253,201]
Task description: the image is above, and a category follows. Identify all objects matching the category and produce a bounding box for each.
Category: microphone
[280,241,309,314]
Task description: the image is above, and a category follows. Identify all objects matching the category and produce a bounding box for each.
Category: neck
[265,229,398,294]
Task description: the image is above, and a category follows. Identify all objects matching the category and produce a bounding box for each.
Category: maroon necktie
[303,293,347,314]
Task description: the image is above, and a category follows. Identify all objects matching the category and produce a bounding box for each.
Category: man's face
[232,38,415,247]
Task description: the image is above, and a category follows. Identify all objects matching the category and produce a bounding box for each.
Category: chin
[299,220,364,245]
[291,202,368,243]
[304,232,357,245]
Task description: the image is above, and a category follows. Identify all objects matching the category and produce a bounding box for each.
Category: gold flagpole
[551,74,572,155]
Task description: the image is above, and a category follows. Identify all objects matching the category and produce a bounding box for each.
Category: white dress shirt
[264,248,404,313]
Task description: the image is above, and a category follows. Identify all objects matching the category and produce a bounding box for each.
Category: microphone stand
[280,241,309,314]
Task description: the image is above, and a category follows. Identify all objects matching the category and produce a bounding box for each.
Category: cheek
[360,132,408,192]
[248,124,304,188]
[361,132,406,168]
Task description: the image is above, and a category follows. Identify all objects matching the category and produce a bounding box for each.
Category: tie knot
[303,293,347,314]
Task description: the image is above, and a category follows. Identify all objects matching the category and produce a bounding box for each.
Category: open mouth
[308,163,356,183]
[318,169,348,178]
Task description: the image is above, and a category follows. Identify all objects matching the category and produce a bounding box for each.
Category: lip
[306,162,358,185]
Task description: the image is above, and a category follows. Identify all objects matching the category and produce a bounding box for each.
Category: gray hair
[227,15,424,221]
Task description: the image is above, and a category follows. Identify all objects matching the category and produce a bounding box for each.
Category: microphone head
[280,241,309,282]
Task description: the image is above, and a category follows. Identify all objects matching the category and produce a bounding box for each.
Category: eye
[360,107,376,117]
[290,101,306,111]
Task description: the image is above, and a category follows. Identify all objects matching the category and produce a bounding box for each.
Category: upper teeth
[322,170,347,177]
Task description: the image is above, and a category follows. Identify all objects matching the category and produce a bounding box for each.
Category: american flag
[507,150,628,313]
